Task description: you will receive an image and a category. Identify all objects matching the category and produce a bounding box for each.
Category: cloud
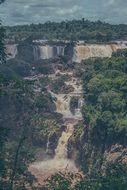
[0,0,127,25]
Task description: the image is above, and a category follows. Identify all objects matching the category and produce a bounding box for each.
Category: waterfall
[29,121,78,177]
[55,95,73,118]
[55,124,74,159]
[46,135,50,153]
[53,77,83,119]
[33,46,40,60]
[6,44,18,60]
[6,41,127,63]
[33,45,65,60]
[74,97,83,118]
[27,41,127,184]
[29,70,83,182]
[39,45,54,59]
[52,93,83,119]
[73,43,127,63]
[56,46,65,56]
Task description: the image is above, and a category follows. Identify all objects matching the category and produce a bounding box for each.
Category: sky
[0,0,127,26]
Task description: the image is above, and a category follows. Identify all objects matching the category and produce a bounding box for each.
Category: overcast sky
[0,0,127,26]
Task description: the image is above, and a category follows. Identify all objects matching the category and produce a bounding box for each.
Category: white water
[55,123,74,159]
[30,158,77,174]
[5,44,18,60]
[31,122,78,175]
[49,73,83,119]
[55,94,72,117]
[55,94,83,119]
[39,45,54,59]
[46,135,50,153]
[33,45,65,60]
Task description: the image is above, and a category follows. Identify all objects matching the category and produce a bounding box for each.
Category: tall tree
[0,1,8,189]
[0,24,6,64]
[0,0,6,64]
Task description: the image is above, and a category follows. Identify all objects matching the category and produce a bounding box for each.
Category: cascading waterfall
[55,124,74,159]
[5,44,18,60]
[55,94,73,118]
[29,122,78,178]
[29,70,83,183]
[74,97,84,117]
[7,40,127,183]
[39,45,54,59]
[55,94,83,119]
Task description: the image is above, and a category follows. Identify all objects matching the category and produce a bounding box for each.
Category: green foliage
[42,162,127,190]
[51,76,65,94]
[1,6,127,188]
[0,65,36,189]
[70,96,79,114]
[6,20,127,42]
[7,58,31,77]
[35,62,53,75]
[35,93,55,112]
[82,52,127,147]
[0,24,6,64]
[75,163,127,190]
[16,44,34,63]
[113,48,127,58]
[44,173,72,190]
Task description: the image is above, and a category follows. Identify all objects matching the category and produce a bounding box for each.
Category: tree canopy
[5,19,127,42]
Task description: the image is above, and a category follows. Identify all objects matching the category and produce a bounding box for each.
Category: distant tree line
[5,19,127,42]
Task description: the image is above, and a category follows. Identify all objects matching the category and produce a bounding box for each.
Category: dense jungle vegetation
[41,49,127,190]
[6,19,127,42]
[0,53,65,189]
[1,0,127,188]
[82,50,127,147]
[1,46,127,189]
[78,49,127,189]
